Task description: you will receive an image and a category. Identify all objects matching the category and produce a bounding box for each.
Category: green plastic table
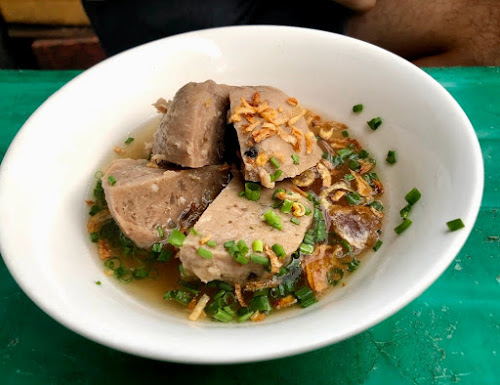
[0,68,498,385]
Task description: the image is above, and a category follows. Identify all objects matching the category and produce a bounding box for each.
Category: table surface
[0,68,498,385]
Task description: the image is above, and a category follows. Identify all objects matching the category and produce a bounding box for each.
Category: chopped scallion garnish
[281,199,293,214]
[167,229,186,247]
[157,226,164,238]
[394,218,412,234]
[124,137,134,144]
[290,217,300,225]
[263,210,283,230]
[90,232,99,243]
[348,159,361,170]
[250,254,270,265]
[400,204,412,219]
[273,188,285,199]
[157,249,172,261]
[107,175,117,186]
[190,227,200,236]
[446,218,465,231]
[252,240,263,253]
[369,201,384,211]
[340,239,352,252]
[250,295,272,312]
[405,188,421,205]
[272,244,286,258]
[244,182,261,201]
[269,157,280,169]
[291,154,300,164]
[151,243,162,253]
[342,130,349,138]
[212,308,233,322]
[344,174,355,182]
[352,104,363,113]
[367,117,382,130]
[386,150,397,164]
[373,240,383,251]
[206,240,217,248]
[270,169,283,182]
[197,247,213,259]
[345,192,363,205]
[299,243,314,255]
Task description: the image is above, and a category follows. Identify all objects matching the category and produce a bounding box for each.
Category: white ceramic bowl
[0,26,483,363]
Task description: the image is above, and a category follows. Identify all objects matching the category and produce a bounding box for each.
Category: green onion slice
[447,218,465,231]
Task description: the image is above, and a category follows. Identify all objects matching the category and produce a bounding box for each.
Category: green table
[0,69,498,385]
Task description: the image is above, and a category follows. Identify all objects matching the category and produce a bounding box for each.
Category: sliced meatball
[228,86,322,188]
[178,176,314,285]
[152,80,231,167]
[102,159,231,248]
[329,205,382,250]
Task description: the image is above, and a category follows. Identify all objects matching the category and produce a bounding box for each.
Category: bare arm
[332,0,377,12]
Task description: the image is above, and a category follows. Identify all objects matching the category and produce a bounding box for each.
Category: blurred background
[0,1,498,69]
[0,0,104,69]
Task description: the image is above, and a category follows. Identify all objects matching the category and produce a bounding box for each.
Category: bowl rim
[0,25,484,364]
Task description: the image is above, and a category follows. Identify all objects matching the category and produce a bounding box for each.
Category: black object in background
[82,0,350,56]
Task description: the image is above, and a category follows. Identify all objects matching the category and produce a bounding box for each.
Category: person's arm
[332,0,376,12]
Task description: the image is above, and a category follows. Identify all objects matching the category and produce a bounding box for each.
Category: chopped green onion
[157,249,172,261]
[314,220,327,242]
[405,188,421,205]
[157,226,164,238]
[133,267,151,279]
[327,268,344,286]
[212,308,233,322]
[290,217,300,225]
[358,149,369,159]
[237,309,255,323]
[252,240,264,253]
[270,169,283,182]
[190,227,200,236]
[107,175,117,186]
[367,117,382,130]
[299,243,314,255]
[237,240,249,255]
[234,254,249,265]
[250,295,272,312]
[163,290,193,305]
[340,239,352,252]
[345,192,363,205]
[400,204,412,219]
[342,130,349,138]
[269,157,280,169]
[305,207,312,216]
[394,218,412,234]
[263,209,283,230]
[238,191,245,197]
[95,281,101,285]
[151,243,162,253]
[250,254,270,265]
[337,148,353,160]
[369,201,384,211]
[347,259,360,272]
[178,263,186,277]
[348,159,361,170]
[373,240,383,251]
[386,150,397,164]
[113,266,133,282]
[295,287,317,308]
[244,182,261,201]
[344,174,355,182]
[104,257,121,270]
[124,137,134,144]
[281,199,293,214]
[206,240,217,248]
[352,104,363,113]
[291,154,300,164]
[272,244,286,258]
[303,229,315,245]
[224,240,235,249]
[197,247,213,259]
[167,229,186,247]
[90,232,99,243]
[179,280,200,295]
[447,218,465,231]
